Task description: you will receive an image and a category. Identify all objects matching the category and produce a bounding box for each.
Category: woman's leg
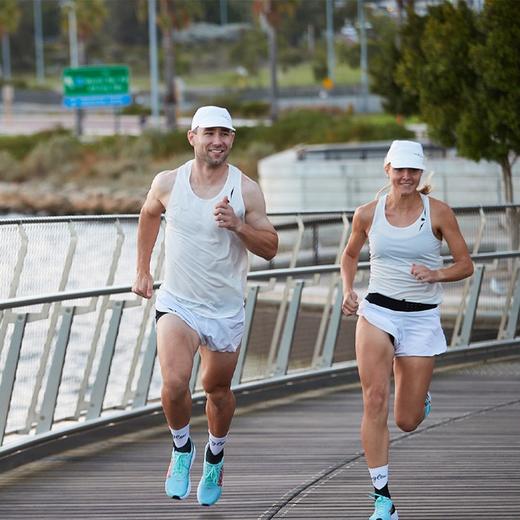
[356,317,395,468]
[393,356,435,432]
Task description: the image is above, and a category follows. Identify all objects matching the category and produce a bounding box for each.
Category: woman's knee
[395,412,421,432]
[363,386,389,417]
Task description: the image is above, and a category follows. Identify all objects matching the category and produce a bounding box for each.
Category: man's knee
[162,374,191,402]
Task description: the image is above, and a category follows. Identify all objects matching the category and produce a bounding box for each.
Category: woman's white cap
[384,140,425,170]
[191,106,235,131]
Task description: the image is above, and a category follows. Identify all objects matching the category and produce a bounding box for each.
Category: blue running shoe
[424,391,432,419]
[197,443,224,506]
[369,494,399,520]
[165,441,196,499]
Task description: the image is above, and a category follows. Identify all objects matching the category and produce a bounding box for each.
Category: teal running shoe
[424,391,432,419]
[369,494,399,520]
[197,444,224,506]
[165,441,196,499]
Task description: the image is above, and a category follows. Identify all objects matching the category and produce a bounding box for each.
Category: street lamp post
[148,0,160,127]
[358,0,369,112]
[34,0,45,83]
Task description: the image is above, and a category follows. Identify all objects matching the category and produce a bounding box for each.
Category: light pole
[326,0,335,85]
[34,0,45,83]
[148,0,160,127]
[358,0,369,112]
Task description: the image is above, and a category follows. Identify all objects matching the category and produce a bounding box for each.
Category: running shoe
[164,441,196,499]
[369,493,399,520]
[424,391,432,419]
[197,443,224,506]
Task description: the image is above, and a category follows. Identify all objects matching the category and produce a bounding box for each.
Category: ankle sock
[170,424,190,450]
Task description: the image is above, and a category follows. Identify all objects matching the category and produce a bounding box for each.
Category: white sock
[369,465,389,490]
[170,424,190,449]
[208,431,227,455]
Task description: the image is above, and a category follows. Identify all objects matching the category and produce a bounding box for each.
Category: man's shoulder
[151,169,179,199]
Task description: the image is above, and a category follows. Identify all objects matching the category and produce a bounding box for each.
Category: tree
[395,1,519,208]
[252,0,297,122]
[61,0,108,65]
[0,0,21,80]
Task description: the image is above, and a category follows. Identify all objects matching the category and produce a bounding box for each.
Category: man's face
[188,127,235,167]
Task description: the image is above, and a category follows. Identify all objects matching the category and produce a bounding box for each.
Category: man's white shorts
[156,296,244,353]
[357,299,447,357]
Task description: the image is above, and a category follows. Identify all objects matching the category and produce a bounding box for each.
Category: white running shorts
[156,295,244,353]
[357,299,447,357]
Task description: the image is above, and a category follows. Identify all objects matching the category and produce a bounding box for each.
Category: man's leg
[157,313,200,499]
[196,346,240,506]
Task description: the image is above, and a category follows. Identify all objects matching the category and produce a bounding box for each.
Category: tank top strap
[371,194,387,228]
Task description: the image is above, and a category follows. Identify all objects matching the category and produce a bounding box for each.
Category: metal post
[148,0,160,127]
[326,0,335,84]
[232,285,259,386]
[34,0,45,83]
[220,0,228,25]
[36,307,75,434]
[358,0,369,112]
[1,34,11,81]
[0,314,28,444]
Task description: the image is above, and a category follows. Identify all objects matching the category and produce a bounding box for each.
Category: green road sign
[63,65,131,108]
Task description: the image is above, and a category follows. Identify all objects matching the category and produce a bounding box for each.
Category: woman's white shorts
[156,296,244,353]
[357,299,447,357]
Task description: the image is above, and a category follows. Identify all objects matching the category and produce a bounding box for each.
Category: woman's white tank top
[367,193,443,304]
[156,159,248,318]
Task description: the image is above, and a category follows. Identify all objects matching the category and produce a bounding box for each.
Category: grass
[16,59,362,95]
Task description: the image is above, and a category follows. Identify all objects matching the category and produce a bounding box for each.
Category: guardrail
[0,208,519,457]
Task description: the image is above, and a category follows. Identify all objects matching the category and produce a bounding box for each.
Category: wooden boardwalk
[0,356,519,519]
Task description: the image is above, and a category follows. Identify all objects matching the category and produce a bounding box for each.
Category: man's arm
[132,171,173,298]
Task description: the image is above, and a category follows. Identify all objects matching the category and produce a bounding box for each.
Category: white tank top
[156,160,248,318]
[367,193,443,304]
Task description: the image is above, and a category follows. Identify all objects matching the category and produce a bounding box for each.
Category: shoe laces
[369,493,394,513]
[172,451,191,478]
[203,461,222,485]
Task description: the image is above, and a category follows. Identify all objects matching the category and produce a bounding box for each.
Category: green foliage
[22,134,82,179]
[0,150,21,182]
[0,128,71,161]
[393,0,520,202]
[368,9,420,116]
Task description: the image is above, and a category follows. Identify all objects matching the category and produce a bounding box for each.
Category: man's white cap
[384,140,425,170]
[190,106,235,131]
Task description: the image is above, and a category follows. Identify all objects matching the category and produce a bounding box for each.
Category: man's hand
[132,272,154,299]
[214,196,241,231]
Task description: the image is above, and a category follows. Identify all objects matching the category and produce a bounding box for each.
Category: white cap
[190,106,235,131]
[384,140,425,170]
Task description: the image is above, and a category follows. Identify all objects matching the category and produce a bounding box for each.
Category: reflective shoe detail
[369,494,398,520]
[197,444,224,506]
[165,442,196,500]
[424,391,432,419]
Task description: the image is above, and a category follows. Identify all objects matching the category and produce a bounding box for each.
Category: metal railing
[0,207,519,456]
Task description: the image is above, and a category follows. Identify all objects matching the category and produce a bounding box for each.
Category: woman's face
[385,164,423,195]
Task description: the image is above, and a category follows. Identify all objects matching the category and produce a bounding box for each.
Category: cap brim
[193,119,235,131]
[389,160,424,170]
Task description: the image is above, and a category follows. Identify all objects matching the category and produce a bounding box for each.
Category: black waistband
[365,292,438,312]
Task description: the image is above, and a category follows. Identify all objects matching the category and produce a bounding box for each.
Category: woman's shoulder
[427,195,454,215]
[354,199,379,227]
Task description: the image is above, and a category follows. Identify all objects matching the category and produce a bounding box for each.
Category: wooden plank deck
[0,356,519,519]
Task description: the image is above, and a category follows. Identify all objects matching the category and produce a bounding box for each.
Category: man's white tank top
[367,193,443,304]
[156,159,248,318]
